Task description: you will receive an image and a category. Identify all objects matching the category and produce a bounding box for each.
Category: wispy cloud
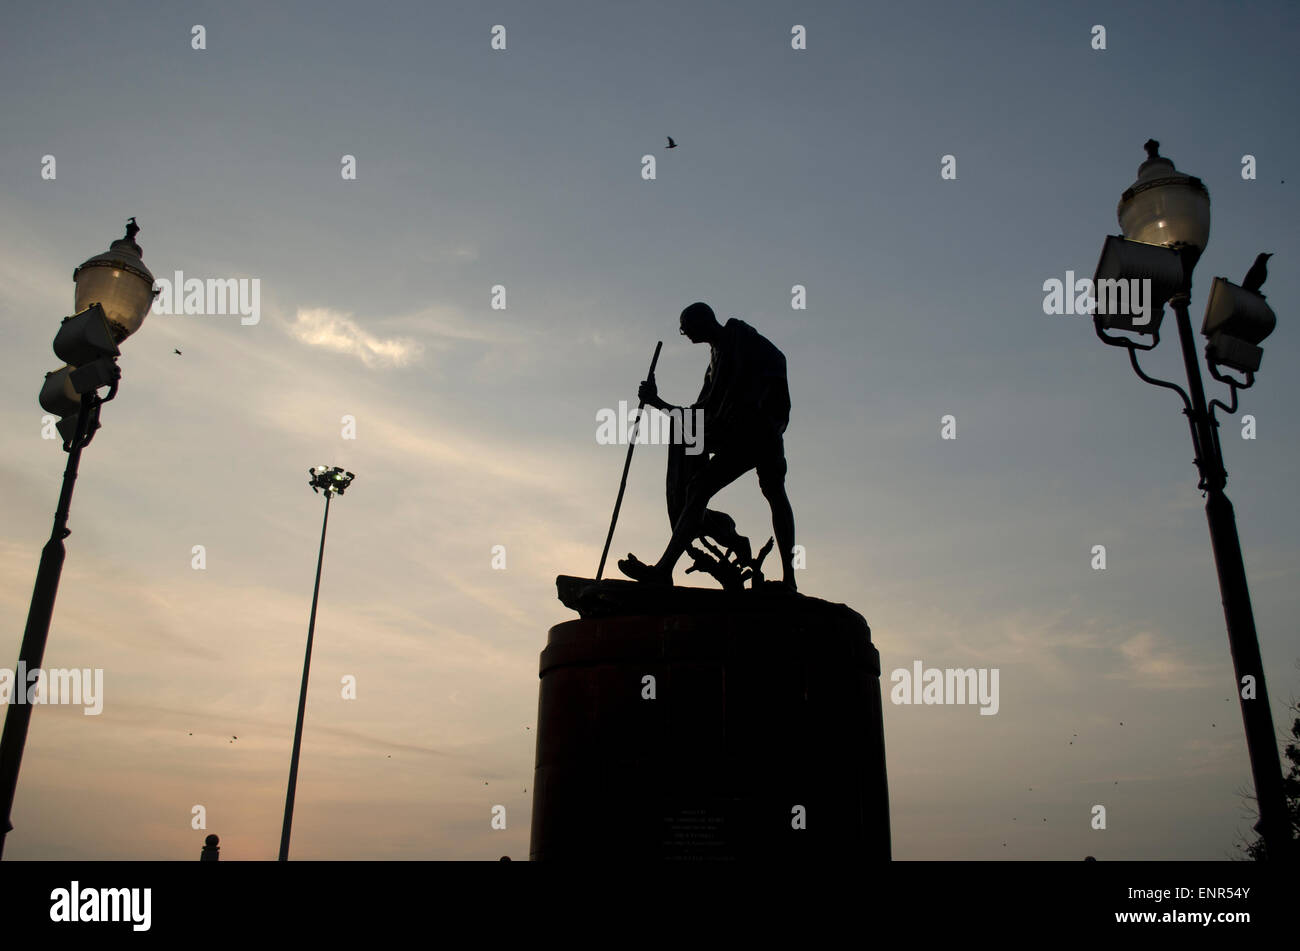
[1110,630,1218,690]
[288,307,424,368]
[416,243,479,265]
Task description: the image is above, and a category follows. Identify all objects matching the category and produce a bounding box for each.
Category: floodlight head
[55,415,80,445]
[38,370,101,448]
[1202,277,1276,345]
[308,465,355,496]
[39,367,80,418]
[54,304,120,367]
[1092,235,1183,335]
[1206,333,1263,374]
[68,357,120,394]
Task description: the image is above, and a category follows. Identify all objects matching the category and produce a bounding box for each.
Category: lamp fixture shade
[1117,140,1210,255]
[72,219,156,343]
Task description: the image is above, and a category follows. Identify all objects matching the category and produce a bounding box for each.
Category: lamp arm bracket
[62,389,114,453]
[1207,358,1255,393]
[1126,342,1192,412]
[1093,316,1160,352]
[1208,388,1239,421]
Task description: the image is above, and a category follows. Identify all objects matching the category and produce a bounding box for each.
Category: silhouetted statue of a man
[619,302,797,590]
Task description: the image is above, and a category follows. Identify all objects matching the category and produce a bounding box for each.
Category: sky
[0,0,1297,860]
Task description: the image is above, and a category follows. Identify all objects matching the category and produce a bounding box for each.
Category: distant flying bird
[173,348,182,355]
[665,136,678,149]
[1242,252,1272,293]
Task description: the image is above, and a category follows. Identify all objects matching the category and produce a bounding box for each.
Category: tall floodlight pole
[1090,141,1291,860]
[279,465,354,861]
[0,221,156,860]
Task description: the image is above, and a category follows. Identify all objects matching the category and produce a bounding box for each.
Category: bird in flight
[666,136,678,149]
[1242,252,1272,294]
[173,348,182,355]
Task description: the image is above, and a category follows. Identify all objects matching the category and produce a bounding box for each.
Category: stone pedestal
[529,579,890,860]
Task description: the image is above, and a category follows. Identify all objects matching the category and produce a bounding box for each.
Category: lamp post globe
[72,218,156,343]
[1117,140,1211,267]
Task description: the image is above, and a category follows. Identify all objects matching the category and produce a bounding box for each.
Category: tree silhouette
[1237,663,1300,860]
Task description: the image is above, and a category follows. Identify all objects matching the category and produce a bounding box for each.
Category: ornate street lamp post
[0,220,156,859]
[1091,142,1291,860]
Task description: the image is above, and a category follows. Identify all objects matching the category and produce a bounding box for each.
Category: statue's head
[679,301,719,343]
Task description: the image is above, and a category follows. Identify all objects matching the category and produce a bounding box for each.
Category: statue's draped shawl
[694,319,789,449]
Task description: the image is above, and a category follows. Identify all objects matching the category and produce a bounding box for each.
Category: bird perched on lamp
[1242,252,1272,294]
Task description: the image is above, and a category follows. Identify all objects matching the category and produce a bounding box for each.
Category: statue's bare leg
[668,422,750,562]
[760,474,796,590]
[757,450,796,590]
[620,450,753,583]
